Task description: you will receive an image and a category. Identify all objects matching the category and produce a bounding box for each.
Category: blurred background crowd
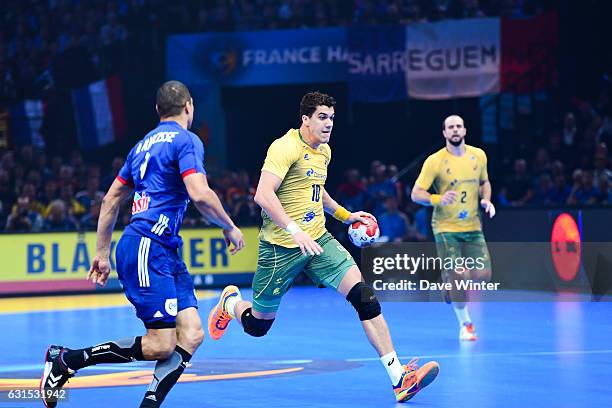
[0,0,610,244]
[2,104,611,239]
[0,0,556,105]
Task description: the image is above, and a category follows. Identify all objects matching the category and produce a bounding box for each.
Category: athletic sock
[454,305,472,326]
[62,337,144,370]
[225,291,242,319]
[380,351,404,386]
[139,346,192,408]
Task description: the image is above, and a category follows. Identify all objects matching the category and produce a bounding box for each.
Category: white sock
[225,290,242,319]
[380,351,404,386]
[454,305,471,326]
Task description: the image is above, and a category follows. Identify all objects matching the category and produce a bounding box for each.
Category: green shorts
[252,231,356,313]
[434,231,492,279]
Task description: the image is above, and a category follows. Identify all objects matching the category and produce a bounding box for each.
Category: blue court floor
[1,287,611,408]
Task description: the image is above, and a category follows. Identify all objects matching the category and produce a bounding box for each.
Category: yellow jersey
[259,129,331,247]
[414,145,488,234]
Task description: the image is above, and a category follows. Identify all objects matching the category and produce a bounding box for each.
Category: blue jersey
[117,121,205,249]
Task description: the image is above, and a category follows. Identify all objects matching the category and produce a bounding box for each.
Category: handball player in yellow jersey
[208,92,439,402]
[412,115,495,341]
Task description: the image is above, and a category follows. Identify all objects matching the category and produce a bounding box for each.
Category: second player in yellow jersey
[412,114,495,343]
[414,144,488,234]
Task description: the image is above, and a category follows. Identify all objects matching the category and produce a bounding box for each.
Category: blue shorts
[116,234,198,329]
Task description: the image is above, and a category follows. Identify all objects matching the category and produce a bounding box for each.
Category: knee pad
[346,282,381,321]
[241,308,274,337]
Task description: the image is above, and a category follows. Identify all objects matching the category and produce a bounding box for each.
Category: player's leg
[41,328,176,407]
[456,231,492,341]
[139,309,203,408]
[338,265,393,355]
[464,231,492,282]
[173,260,205,353]
[208,240,307,339]
[435,232,476,340]
[139,259,204,408]
[208,287,277,340]
[41,236,179,407]
[60,328,175,369]
[306,232,439,402]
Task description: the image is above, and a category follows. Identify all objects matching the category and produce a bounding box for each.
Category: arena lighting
[550,213,582,282]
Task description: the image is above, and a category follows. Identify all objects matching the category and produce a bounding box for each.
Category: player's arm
[254,170,292,228]
[479,180,495,218]
[254,170,323,256]
[478,151,496,218]
[88,178,132,286]
[411,156,456,206]
[411,185,456,206]
[321,187,376,224]
[183,173,244,254]
[480,180,492,201]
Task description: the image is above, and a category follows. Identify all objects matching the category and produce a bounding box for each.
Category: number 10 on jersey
[311,184,321,202]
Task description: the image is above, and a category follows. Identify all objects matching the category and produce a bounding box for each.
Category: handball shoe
[393,358,440,402]
[208,285,241,340]
[40,345,75,407]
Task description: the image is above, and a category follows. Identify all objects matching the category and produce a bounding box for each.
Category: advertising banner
[167,14,556,100]
[167,28,348,86]
[0,228,260,294]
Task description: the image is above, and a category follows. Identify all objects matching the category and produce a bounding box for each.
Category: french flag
[72,75,127,149]
[10,100,46,148]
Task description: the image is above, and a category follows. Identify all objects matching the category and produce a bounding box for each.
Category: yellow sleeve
[478,149,489,182]
[323,144,331,165]
[414,155,438,191]
[261,137,300,180]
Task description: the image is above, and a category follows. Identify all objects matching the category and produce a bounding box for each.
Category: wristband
[430,194,442,206]
[332,206,351,223]
[285,221,302,236]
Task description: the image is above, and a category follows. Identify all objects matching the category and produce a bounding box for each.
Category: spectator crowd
[2,128,609,240]
[1,82,610,238]
[498,95,612,207]
[1,0,554,105]
[1,0,609,242]
[0,145,262,233]
[0,142,438,241]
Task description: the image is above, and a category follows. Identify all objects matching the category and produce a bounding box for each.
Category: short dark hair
[156,81,192,118]
[300,91,336,119]
[442,115,464,130]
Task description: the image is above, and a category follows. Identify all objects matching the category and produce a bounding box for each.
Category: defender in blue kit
[41,81,245,408]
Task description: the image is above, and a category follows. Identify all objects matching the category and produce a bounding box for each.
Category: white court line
[271,359,314,364]
[346,349,612,362]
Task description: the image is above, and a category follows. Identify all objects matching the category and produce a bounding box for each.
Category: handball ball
[348,216,380,248]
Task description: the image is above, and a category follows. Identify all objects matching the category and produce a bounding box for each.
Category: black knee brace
[346,282,381,321]
[241,308,274,337]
